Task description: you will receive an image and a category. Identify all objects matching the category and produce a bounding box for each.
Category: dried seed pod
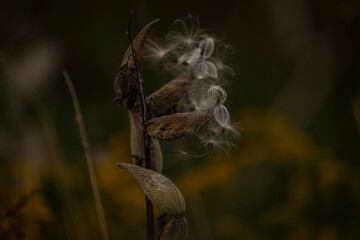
[114,19,159,109]
[129,111,144,163]
[151,137,163,172]
[145,112,211,140]
[114,63,135,108]
[129,112,163,172]
[122,19,160,69]
[160,217,188,240]
[116,163,185,216]
[132,77,191,117]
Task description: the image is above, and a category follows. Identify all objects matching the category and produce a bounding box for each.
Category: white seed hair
[144,15,240,157]
[207,84,227,104]
[213,104,230,127]
[199,36,215,58]
[194,60,218,79]
[145,39,174,63]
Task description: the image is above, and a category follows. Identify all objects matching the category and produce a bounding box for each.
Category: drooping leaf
[116,163,185,216]
[160,217,188,240]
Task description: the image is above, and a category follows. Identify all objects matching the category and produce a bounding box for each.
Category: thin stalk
[32,96,86,240]
[127,11,154,240]
[63,69,109,240]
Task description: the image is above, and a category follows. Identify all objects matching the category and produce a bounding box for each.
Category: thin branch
[127,11,148,123]
[63,69,109,240]
[127,11,155,240]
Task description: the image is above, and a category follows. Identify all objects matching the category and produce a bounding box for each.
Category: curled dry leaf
[145,112,211,140]
[160,217,188,240]
[129,112,163,172]
[116,163,185,216]
[132,77,191,117]
[114,19,160,109]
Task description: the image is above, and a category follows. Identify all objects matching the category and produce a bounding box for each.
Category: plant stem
[63,69,109,240]
[127,11,155,240]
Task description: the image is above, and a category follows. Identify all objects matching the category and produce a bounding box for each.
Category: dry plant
[114,12,238,240]
[63,70,109,240]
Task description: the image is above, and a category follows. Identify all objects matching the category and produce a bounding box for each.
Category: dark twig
[127,11,154,240]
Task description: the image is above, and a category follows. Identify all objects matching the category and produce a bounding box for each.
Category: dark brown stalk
[127,11,154,240]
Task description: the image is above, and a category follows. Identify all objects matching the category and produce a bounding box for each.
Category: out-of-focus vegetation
[0,0,359,239]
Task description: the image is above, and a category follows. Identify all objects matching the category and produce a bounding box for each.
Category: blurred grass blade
[63,69,109,240]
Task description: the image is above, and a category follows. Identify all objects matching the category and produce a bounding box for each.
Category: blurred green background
[1,0,359,239]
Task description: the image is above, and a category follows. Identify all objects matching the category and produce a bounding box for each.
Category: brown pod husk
[121,19,160,68]
[145,112,211,140]
[113,63,137,109]
[116,163,185,216]
[151,136,163,172]
[132,77,191,117]
[160,217,188,240]
[129,112,163,172]
[129,112,144,162]
[114,19,159,109]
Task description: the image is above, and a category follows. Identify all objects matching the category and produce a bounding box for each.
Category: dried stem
[32,96,86,239]
[63,69,109,240]
[127,11,154,240]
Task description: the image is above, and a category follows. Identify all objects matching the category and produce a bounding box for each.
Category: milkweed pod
[114,19,159,109]
[129,112,163,172]
[132,77,191,117]
[129,112,144,163]
[113,63,137,108]
[145,112,211,140]
[160,217,188,240]
[122,19,160,68]
[151,138,163,172]
[116,163,185,216]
